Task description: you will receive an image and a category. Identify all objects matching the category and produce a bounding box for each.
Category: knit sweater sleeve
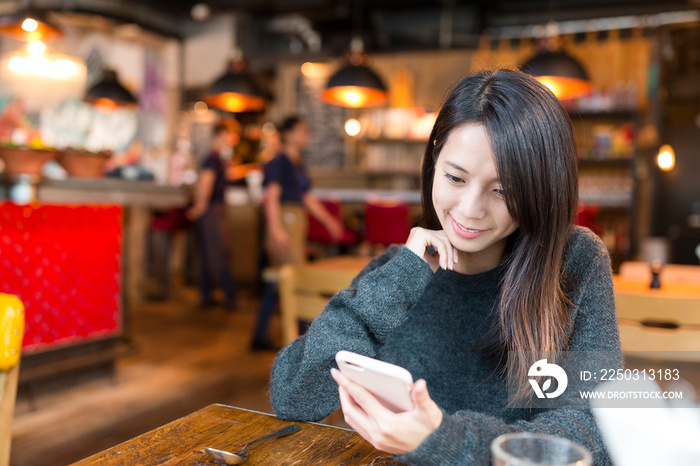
[397,229,622,466]
[270,246,433,421]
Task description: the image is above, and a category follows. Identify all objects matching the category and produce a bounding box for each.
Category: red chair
[307,199,360,246]
[364,198,411,246]
[576,203,602,237]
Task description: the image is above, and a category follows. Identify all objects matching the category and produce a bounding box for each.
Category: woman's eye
[493,188,505,197]
[444,173,464,183]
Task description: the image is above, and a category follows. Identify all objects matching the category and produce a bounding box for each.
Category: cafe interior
[1,0,700,464]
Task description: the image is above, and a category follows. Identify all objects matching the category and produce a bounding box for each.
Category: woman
[270,69,622,464]
[251,116,344,351]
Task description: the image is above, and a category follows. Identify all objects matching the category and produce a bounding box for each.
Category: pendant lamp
[85,69,137,110]
[322,37,387,108]
[521,25,592,101]
[0,10,62,42]
[205,58,267,113]
[205,14,268,114]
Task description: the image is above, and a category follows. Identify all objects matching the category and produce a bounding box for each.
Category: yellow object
[0,294,25,372]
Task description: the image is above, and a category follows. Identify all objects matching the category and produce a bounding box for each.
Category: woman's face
[432,124,518,272]
[288,121,310,149]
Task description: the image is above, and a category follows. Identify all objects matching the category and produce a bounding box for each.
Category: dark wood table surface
[72,404,404,465]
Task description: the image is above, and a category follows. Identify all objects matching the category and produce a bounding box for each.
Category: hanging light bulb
[322,37,387,108]
[521,24,592,100]
[657,144,675,171]
[0,10,63,42]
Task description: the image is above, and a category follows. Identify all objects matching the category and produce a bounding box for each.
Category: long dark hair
[420,68,578,402]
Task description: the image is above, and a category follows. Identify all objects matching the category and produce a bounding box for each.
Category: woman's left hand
[330,368,443,455]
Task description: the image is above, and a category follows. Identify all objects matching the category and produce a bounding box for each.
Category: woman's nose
[457,189,487,219]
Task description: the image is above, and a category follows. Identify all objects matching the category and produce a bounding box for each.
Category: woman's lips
[450,215,487,239]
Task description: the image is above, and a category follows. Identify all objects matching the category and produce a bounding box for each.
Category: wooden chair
[1,294,25,466]
[615,286,700,361]
[278,258,368,345]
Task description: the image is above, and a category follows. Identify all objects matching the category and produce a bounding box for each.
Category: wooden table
[613,275,700,359]
[73,404,403,465]
[613,275,700,299]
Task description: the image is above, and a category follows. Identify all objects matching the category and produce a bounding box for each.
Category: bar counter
[0,175,189,386]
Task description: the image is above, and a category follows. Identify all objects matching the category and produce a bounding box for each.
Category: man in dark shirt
[187,123,237,309]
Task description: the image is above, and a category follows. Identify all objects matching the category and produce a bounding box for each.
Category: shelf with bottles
[578,169,634,209]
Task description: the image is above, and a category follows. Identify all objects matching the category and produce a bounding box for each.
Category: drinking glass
[491,432,593,466]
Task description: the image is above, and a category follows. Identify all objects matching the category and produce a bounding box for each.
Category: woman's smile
[450,214,487,239]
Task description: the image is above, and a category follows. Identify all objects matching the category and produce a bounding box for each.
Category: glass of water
[491,432,593,466]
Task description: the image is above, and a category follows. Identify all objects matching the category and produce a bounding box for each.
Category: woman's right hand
[405,227,458,272]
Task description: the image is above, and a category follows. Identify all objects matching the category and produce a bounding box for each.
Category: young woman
[251,116,344,351]
[270,69,622,464]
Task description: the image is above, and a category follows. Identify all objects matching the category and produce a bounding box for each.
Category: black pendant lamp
[0,9,62,42]
[205,58,267,113]
[521,29,592,101]
[322,37,387,108]
[85,69,137,110]
[205,14,268,114]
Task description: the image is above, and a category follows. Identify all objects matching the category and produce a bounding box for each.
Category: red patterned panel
[0,203,122,354]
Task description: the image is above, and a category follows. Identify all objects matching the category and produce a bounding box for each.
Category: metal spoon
[204,424,301,465]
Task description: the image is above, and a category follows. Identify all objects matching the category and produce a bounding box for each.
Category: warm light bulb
[657,144,675,171]
[344,118,361,137]
[340,89,363,107]
[22,18,38,32]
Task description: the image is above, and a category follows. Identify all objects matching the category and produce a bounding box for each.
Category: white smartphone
[335,350,414,412]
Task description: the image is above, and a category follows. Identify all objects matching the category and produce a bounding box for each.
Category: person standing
[251,116,344,351]
[187,122,238,310]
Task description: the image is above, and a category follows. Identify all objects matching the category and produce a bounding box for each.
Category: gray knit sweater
[270,226,622,465]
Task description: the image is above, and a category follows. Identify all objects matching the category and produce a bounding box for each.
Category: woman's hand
[268,227,291,260]
[405,227,458,272]
[331,368,443,456]
[325,217,345,242]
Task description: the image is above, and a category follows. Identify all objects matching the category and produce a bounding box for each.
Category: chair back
[1,294,25,466]
[307,199,359,246]
[278,261,363,344]
[364,198,410,246]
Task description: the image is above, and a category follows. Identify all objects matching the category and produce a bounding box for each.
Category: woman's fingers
[332,369,388,437]
[406,227,457,271]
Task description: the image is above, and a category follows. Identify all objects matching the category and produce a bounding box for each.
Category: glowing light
[321,85,387,108]
[301,62,325,77]
[657,144,675,171]
[534,76,592,100]
[344,118,361,137]
[6,45,83,79]
[28,41,45,55]
[21,18,38,32]
[205,92,266,113]
[193,101,208,115]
